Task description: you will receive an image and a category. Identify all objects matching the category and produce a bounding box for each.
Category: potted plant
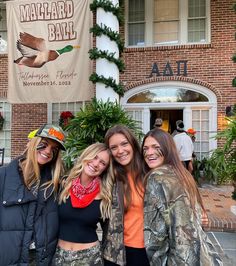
[59,111,74,129]
[210,111,236,199]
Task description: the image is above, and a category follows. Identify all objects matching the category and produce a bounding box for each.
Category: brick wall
[11,104,47,158]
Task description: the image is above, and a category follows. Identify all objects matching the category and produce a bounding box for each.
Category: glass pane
[76,102,83,109]
[201,141,209,151]
[154,21,178,44]
[188,19,205,42]
[192,124,200,134]
[53,104,59,111]
[129,0,145,22]
[201,110,209,119]
[201,131,209,140]
[154,0,179,20]
[192,110,200,120]
[201,121,209,130]
[59,103,67,111]
[189,0,206,17]
[128,23,145,46]
[128,88,209,103]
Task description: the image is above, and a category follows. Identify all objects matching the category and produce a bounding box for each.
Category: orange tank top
[124,173,145,248]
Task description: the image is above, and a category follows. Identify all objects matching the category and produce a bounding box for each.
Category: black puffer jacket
[0,158,59,266]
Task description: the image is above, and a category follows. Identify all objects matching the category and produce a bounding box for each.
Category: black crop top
[58,198,102,243]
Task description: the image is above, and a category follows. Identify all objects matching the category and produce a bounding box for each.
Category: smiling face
[143,136,164,169]
[36,138,60,165]
[108,133,134,169]
[83,150,110,178]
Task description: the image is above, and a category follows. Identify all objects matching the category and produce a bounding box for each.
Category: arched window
[128,87,209,103]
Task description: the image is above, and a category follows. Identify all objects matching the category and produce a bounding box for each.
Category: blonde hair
[59,142,114,220]
[21,136,64,198]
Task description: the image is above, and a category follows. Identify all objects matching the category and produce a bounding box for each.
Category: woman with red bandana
[53,142,113,266]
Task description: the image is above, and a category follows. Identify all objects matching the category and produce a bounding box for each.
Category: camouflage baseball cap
[36,124,66,150]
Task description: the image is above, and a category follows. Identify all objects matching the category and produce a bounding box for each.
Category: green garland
[90,0,125,96]
[90,0,124,24]
[90,24,124,52]
[89,48,125,72]
[89,73,124,96]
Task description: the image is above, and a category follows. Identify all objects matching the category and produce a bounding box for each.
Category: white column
[96,0,120,102]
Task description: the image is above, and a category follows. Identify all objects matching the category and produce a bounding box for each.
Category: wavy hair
[21,136,64,198]
[141,128,204,213]
[59,142,114,220]
[105,125,146,212]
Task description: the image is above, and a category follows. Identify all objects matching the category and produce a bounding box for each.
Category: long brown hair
[105,125,146,212]
[21,136,64,198]
[141,128,204,213]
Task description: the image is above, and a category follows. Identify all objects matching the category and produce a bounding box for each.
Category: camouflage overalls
[52,244,103,266]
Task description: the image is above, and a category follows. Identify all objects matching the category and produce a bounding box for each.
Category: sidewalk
[199,184,236,232]
[199,184,236,264]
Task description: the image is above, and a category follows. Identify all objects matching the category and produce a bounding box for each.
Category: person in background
[103,125,149,266]
[187,128,197,174]
[173,120,194,171]
[0,124,66,266]
[53,142,113,266]
[153,118,163,128]
[141,128,222,265]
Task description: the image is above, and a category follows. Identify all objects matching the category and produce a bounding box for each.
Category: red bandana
[70,176,100,208]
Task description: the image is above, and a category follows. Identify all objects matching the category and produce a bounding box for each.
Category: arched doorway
[121,81,217,159]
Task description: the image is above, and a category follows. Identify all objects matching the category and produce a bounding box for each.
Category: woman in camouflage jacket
[141,128,223,266]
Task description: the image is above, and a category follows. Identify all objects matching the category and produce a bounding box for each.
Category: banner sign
[7,0,93,103]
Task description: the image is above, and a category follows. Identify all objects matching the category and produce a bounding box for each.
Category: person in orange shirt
[103,125,149,266]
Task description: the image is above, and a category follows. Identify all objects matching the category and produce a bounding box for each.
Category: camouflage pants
[52,244,103,266]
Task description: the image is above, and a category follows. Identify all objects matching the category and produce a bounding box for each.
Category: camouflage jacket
[102,181,126,265]
[144,165,223,266]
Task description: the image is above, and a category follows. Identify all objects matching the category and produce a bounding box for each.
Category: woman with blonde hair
[53,142,113,266]
[141,128,223,265]
[0,124,66,266]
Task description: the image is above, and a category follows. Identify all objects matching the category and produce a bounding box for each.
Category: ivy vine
[89,0,125,96]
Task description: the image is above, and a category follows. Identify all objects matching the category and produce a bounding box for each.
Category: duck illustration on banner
[14,32,80,68]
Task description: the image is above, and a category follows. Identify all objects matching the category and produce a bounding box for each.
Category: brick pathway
[199,184,236,232]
